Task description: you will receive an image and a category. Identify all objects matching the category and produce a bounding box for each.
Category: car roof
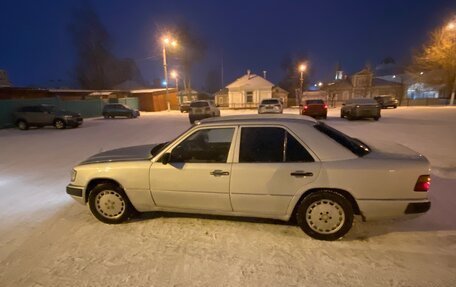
[198,114,317,126]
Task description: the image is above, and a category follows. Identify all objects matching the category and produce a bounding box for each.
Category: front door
[150,127,237,211]
[230,126,321,216]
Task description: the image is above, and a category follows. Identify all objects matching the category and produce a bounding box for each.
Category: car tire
[16,120,29,130]
[88,183,134,224]
[54,119,66,129]
[296,190,354,241]
[393,105,397,109]
[374,116,380,121]
[340,112,344,118]
[103,114,109,119]
[347,113,354,121]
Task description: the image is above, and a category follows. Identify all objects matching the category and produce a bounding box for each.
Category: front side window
[239,127,314,163]
[171,128,234,163]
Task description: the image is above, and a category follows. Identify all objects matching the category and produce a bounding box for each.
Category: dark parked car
[13,104,83,130]
[189,100,220,124]
[179,101,191,113]
[341,98,381,121]
[300,99,327,119]
[374,95,399,109]
[102,103,140,119]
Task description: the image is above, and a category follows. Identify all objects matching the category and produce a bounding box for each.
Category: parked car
[13,104,83,130]
[300,99,327,119]
[179,101,191,113]
[67,114,431,241]
[341,98,381,121]
[374,95,399,109]
[188,100,220,124]
[102,103,140,119]
[258,98,283,114]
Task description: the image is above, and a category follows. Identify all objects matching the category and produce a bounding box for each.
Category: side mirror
[342,103,345,106]
[161,153,171,165]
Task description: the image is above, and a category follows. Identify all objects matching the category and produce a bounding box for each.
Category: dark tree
[68,2,144,89]
[173,23,207,92]
[278,52,310,103]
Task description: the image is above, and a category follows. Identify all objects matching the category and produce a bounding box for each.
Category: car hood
[80,144,157,165]
[363,140,427,161]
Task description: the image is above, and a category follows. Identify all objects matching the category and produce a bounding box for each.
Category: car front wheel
[54,119,66,129]
[88,183,134,224]
[296,190,354,241]
[17,120,29,130]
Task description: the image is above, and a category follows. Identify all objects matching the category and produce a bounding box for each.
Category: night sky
[1,0,455,89]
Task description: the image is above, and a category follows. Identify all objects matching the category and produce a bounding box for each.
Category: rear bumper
[302,110,327,117]
[65,118,83,126]
[357,199,430,221]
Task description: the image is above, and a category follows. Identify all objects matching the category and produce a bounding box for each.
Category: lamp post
[162,37,177,111]
[446,19,456,105]
[170,70,180,103]
[298,63,307,105]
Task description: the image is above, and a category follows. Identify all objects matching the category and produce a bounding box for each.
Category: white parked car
[188,100,220,124]
[258,98,283,114]
[67,115,431,241]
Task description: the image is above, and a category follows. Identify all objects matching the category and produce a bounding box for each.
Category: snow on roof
[130,88,170,93]
[226,73,274,89]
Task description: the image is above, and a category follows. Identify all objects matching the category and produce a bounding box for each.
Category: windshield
[314,122,371,157]
[190,101,209,107]
[306,100,324,104]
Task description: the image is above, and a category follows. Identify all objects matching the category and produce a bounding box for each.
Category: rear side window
[314,123,370,157]
[239,127,314,163]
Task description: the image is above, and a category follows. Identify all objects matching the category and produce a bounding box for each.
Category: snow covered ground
[0,106,455,287]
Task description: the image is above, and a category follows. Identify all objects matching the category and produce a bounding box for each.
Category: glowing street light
[318,82,323,87]
[170,70,179,91]
[162,36,178,111]
[298,63,308,104]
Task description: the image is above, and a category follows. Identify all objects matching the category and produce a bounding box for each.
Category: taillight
[324,104,328,109]
[414,175,431,192]
[304,105,308,110]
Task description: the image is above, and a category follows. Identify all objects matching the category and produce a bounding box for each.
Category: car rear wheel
[374,116,380,121]
[54,119,66,129]
[88,183,134,224]
[16,120,29,130]
[296,190,354,241]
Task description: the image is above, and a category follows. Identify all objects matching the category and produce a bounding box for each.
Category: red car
[300,99,328,119]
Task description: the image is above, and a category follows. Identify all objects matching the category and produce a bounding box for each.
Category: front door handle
[210,170,230,177]
[290,171,313,177]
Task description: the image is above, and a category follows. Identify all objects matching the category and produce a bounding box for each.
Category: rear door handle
[210,170,230,177]
[290,171,313,177]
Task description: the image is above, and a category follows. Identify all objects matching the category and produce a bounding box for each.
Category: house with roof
[226,70,274,108]
[322,66,403,106]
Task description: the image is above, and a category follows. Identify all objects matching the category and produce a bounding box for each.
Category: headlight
[71,169,77,182]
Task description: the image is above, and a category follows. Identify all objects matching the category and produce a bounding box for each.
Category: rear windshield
[190,101,209,107]
[346,98,377,104]
[261,99,280,104]
[306,99,324,104]
[314,122,371,157]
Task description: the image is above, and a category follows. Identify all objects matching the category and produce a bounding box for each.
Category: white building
[226,70,274,108]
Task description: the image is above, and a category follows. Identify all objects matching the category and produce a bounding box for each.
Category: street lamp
[162,36,177,111]
[446,18,456,105]
[298,63,308,105]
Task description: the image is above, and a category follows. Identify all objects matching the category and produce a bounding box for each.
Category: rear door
[230,126,321,216]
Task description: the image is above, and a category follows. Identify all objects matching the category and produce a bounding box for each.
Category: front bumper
[65,117,83,126]
[66,184,85,204]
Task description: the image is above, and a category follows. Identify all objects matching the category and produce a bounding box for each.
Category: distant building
[214,88,228,107]
[226,70,274,108]
[271,86,289,107]
[323,66,402,106]
[0,70,11,87]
